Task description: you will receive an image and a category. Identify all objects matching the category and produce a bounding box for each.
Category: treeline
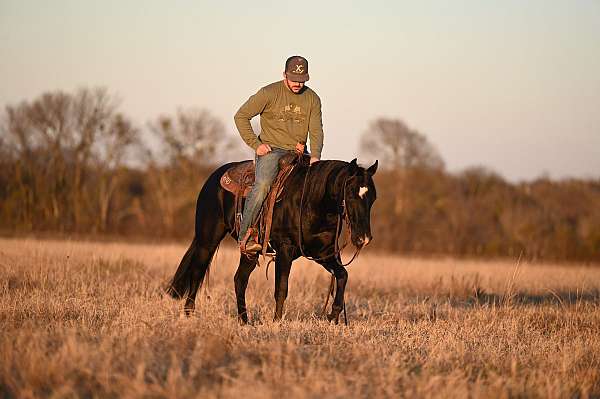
[360,118,600,262]
[371,168,600,262]
[0,88,233,238]
[1,88,599,262]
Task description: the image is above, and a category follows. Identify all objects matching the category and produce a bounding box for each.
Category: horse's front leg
[234,253,258,324]
[273,247,294,321]
[327,265,348,324]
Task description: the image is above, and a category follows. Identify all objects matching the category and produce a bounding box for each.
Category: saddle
[220,152,309,256]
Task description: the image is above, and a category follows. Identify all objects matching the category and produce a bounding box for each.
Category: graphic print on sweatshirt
[276,103,306,124]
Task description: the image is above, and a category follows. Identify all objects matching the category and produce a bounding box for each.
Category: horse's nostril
[356,235,371,247]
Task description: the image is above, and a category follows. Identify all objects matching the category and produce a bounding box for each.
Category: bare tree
[149,108,226,166]
[360,117,444,215]
[145,108,227,235]
[360,118,444,171]
[94,113,139,232]
[0,88,131,231]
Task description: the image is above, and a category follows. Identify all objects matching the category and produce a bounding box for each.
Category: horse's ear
[367,160,378,175]
[349,158,359,175]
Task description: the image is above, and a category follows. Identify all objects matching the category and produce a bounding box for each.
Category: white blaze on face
[358,186,369,199]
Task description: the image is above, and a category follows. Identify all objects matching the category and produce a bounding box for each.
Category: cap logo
[294,64,304,73]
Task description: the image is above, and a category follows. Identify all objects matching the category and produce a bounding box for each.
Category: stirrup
[263,241,276,256]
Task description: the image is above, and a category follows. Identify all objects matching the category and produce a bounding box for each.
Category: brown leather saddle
[220,161,255,198]
[219,152,309,255]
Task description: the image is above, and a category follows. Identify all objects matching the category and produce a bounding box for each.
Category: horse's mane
[302,160,350,204]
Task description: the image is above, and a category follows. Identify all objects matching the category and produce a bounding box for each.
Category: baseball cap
[285,56,310,82]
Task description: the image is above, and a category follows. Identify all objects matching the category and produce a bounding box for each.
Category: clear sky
[1,0,599,181]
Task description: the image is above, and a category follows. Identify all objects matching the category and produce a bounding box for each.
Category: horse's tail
[166,237,202,299]
[166,162,231,302]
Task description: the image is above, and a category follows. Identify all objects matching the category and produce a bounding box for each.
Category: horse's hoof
[184,308,195,317]
[273,313,284,322]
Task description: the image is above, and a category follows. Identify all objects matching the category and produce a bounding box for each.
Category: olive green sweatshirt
[234,81,324,159]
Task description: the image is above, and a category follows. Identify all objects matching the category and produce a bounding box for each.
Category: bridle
[297,164,362,267]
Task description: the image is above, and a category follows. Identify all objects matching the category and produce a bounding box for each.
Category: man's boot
[240,228,262,254]
[243,239,262,253]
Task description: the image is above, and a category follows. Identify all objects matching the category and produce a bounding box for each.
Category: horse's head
[344,159,378,248]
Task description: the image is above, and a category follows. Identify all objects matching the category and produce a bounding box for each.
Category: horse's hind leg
[234,254,258,324]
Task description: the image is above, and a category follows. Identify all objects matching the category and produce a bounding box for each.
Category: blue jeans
[238,148,290,243]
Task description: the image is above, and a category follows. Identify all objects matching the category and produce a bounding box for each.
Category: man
[234,55,324,253]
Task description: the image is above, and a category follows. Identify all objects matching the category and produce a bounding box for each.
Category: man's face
[283,73,305,93]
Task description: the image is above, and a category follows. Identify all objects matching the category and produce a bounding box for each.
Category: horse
[166,157,378,324]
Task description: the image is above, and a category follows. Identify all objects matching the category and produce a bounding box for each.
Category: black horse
[167,158,378,323]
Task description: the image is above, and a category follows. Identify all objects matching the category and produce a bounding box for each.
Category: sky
[1,0,599,181]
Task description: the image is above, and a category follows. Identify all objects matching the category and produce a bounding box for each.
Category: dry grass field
[1,238,599,398]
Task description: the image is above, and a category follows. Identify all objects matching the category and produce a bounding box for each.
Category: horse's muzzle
[355,235,372,248]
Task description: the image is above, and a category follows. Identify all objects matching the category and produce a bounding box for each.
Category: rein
[297,164,362,266]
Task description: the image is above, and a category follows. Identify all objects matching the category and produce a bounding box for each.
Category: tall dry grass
[1,238,599,398]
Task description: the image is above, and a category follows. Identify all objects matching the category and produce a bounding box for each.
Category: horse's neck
[308,162,348,207]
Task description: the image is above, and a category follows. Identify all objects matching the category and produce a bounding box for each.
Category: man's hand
[295,142,305,154]
[310,157,319,165]
[256,144,272,156]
